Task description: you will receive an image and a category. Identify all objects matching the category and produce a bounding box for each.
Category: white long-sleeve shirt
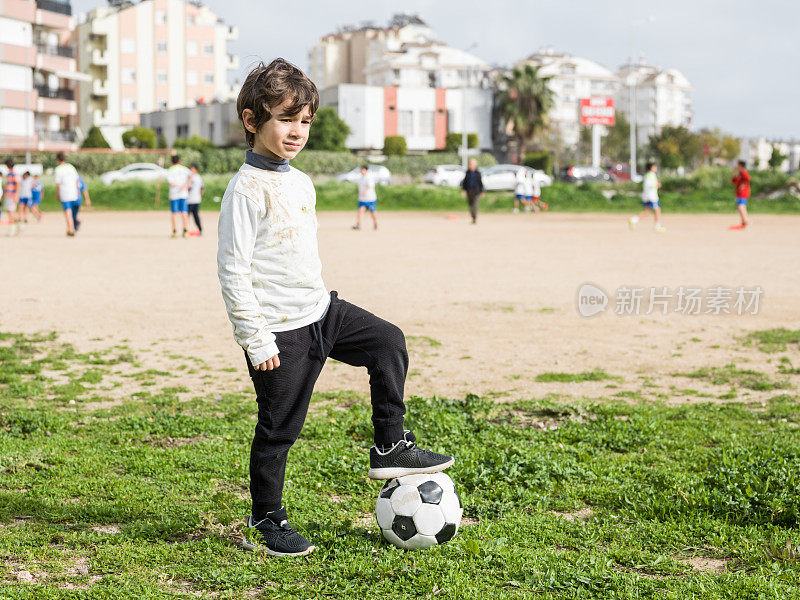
[217,160,329,365]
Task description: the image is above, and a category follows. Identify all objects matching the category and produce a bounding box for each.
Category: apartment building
[617,59,693,148]
[516,48,620,147]
[0,0,83,154]
[77,0,238,149]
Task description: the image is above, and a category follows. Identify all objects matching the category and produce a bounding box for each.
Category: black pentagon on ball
[417,480,443,504]
[379,479,399,499]
[435,523,457,544]
[392,515,417,541]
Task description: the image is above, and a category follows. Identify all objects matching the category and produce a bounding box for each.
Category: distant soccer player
[187,163,204,235]
[460,158,484,224]
[54,152,81,237]
[730,160,750,230]
[29,174,43,221]
[17,171,32,223]
[352,165,378,230]
[73,175,92,232]
[628,161,665,233]
[167,154,191,237]
[3,158,20,236]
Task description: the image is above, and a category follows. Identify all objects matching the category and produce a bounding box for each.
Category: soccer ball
[375,473,463,550]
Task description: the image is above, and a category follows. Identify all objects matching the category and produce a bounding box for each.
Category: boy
[353,165,378,230]
[628,161,665,232]
[167,155,190,237]
[186,163,204,235]
[30,174,43,221]
[18,172,32,223]
[730,160,750,230]
[217,58,453,557]
[3,158,20,235]
[54,152,81,236]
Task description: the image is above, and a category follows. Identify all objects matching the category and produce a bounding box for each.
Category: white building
[320,84,493,152]
[516,48,619,147]
[739,137,800,171]
[140,100,242,147]
[616,59,693,148]
[309,13,491,91]
[76,0,238,149]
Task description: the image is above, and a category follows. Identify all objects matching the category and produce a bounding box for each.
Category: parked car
[606,163,642,183]
[559,164,612,183]
[423,164,466,187]
[479,164,553,191]
[337,164,392,186]
[100,163,168,186]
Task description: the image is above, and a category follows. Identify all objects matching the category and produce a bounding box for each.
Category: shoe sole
[367,458,455,480]
[240,537,316,557]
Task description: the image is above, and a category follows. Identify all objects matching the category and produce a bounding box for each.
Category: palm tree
[497,64,555,158]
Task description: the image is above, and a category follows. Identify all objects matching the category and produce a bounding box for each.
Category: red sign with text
[580,97,615,126]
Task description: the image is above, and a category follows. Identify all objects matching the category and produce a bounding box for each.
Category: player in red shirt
[729,160,750,230]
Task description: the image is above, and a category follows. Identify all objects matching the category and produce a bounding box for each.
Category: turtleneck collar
[245,149,290,172]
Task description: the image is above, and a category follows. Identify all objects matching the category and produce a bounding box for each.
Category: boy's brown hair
[237,58,319,148]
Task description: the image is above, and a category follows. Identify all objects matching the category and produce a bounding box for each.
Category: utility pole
[461,43,478,169]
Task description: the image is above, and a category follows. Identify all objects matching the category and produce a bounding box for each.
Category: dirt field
[2,210,799,404]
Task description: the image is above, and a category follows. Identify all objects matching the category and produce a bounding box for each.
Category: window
[186,41,197,56]
[563,64,576,74]
[158,99,167,110]
[176,124,189,138]
[208,122,214,140]
[187,15,195,26]
[419,110,435,136]
[186,70,198,85]
[156,70,167,85]
[121,68,136,84]
[157,40,167,54]
[122,98,136,113]
[398,110,414,137]
[121,38,135,54]
[203,42,213,56]
[204,71,214,85]
[155,10,166,24]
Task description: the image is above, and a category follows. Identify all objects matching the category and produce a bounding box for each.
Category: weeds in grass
[536,369,617,383]
[745,328,800,353]
[680,363,791,391]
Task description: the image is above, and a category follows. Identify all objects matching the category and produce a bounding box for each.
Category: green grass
[535,369,616,383]
[680,363,791,391]
[2,332,800,598]
[745,329,800,353]
[35,178,800,214]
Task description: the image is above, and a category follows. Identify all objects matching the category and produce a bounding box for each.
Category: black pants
[246,291,408,515]
[466,190,480,222]
[187,204,201,231]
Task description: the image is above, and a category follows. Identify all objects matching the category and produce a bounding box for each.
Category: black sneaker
[245,508,315,557]
[368,430,454,480]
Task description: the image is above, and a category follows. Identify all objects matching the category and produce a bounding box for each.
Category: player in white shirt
[186,163,204,236]
[352,165,379,231]
[54,152,81,237]
[629,162,665,233]
[167,154,191,237]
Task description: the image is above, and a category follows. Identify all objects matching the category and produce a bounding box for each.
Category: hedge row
[36,178,800,214]
[26,150,497,177]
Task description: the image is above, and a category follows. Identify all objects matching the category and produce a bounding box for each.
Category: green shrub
[383,135,407,156]
[383,153,495,177]
[81,126,110,149]
[157,132,168,149]
[174,135,215,151]
[524,151,553,174]
[444,132,479,152]
[122,127,157,149]
[305,107,350,151]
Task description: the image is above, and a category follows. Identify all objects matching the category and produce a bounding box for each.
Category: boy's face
[245,99,313,160]
[360,168,367,175]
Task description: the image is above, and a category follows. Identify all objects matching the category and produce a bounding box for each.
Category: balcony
[36,129,76,142]
[91,49,108,65]
[35,85,74,100]
[92,79,108,96]
[36,0,71,16]
[226,54,239,70]
[225,25,238,41]
[36,43,74,58]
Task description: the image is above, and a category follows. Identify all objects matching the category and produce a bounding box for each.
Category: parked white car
[423,164,466,187]
[100,163,168,186]
[480,164,552,191]
[337,165,392,186]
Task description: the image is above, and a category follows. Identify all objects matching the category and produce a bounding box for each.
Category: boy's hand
[254,355,280,371]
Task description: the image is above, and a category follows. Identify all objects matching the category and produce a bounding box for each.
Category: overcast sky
[73,0,799,139]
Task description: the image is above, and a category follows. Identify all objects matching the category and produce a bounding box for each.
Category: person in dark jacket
[460,158,484,224]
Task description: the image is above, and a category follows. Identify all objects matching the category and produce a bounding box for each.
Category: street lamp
[628,15,655,179]
[461,42,478,169]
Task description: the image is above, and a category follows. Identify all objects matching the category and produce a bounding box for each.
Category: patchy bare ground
[2,211,799,405]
